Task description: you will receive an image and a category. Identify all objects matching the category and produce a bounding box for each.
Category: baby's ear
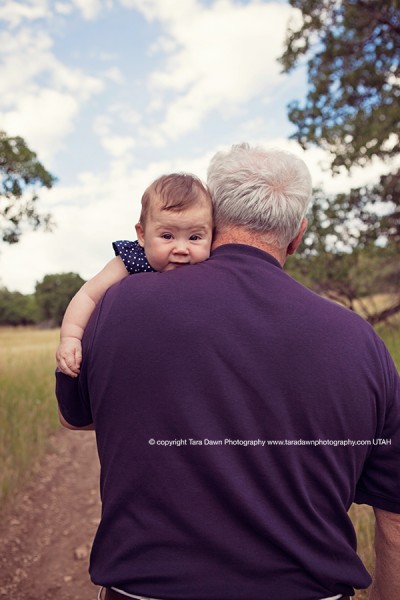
[135,223,145,247]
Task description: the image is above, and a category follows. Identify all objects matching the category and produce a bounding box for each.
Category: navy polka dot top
[112,240,155,274]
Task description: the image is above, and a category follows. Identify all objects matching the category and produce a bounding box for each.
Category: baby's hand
[56,337,82,378]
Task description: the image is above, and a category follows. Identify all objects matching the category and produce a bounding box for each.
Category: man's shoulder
[282,272,385,348]
[285,271,367,321]
[102,266,206,308]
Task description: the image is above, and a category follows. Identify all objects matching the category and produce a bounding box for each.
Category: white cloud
[0,29,53,107]
[120,0,199,23]
[239,117,269,135]
[55,2,73,15]
[102,135,136,157]
[0,0,50,28]
[93,114,136,157]
[0,27,103,99]
[137,126,167,149]
[51,60,104,100]
[71,0,106,20]
[93,114,112,136]
[122,0,293,142]
[148,35,178,56]
[0,89,79,161]
[97,51,119,61]
[109,103,141,126]
[92,104,142,159]
[103,67,125,84]
[0,27,103,162]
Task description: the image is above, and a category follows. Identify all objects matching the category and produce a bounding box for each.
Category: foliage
[280,0,400,323]
[288,241,399,324]
[0,271,85,327]
[35,273,85,326]
[280,0,400,171]
[0,287,39,326]
[287,179,400,323]
[0,131,56,244]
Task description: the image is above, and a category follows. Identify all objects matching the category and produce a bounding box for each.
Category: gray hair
[207,143,312,248]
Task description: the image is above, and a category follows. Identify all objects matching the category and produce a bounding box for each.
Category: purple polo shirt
[56,244,400,600]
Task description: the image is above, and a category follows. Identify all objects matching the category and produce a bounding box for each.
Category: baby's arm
[56,256,128,377]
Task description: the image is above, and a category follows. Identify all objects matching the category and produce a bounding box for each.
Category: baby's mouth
[164,261,190,271]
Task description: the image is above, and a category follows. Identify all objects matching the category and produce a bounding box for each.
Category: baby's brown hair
[139,173,212,225]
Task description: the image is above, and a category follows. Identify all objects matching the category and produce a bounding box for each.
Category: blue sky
[1,0,397,293]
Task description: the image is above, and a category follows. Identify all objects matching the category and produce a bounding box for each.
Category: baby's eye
[161,233,173,240]
[189,234,202,241]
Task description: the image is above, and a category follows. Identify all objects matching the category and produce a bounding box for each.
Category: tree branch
[358,1,400,35]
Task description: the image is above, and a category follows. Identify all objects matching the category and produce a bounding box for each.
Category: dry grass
[349,504,375,599]
[0,327,60,503]
[352,293,399,320]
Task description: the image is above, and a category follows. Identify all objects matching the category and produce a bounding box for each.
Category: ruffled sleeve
[112,240,155,274]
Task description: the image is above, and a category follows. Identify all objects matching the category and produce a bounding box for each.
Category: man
[57,143,400,600]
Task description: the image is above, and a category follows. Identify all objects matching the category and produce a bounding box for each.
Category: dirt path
[0,428,101,600]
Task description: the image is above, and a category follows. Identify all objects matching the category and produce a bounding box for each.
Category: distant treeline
[2,255,400,328]
[0,273,85,327]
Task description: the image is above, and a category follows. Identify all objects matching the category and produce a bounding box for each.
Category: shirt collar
[211,243,283,270]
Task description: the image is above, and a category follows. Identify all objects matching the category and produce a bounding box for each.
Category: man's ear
[135,223,145,247]
[287,218,308,256]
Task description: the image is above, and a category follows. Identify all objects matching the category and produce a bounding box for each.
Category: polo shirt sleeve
[56,369,92,427]
[354,345,400,513]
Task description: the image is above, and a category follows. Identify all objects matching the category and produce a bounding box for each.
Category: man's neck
[212,227,286,266]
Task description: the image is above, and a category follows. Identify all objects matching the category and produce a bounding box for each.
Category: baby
[56,173,213,377]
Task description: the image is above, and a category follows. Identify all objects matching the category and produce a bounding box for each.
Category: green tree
[280,0,400,323]
[280,0,399,171]
[0,131,56,244]
[0,288,39,326]
[35,273,85,326]
[288,183,400,324]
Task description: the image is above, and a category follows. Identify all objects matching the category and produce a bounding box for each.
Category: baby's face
[136,201,213,272]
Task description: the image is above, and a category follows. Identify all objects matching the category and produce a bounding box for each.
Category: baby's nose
[173,240,190,254]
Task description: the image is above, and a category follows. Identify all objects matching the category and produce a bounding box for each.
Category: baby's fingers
[59,350,80,377]
[74,346,82,371]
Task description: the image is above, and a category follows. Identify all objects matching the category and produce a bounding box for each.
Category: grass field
[0,321,399,599]
[0,327,60,503]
